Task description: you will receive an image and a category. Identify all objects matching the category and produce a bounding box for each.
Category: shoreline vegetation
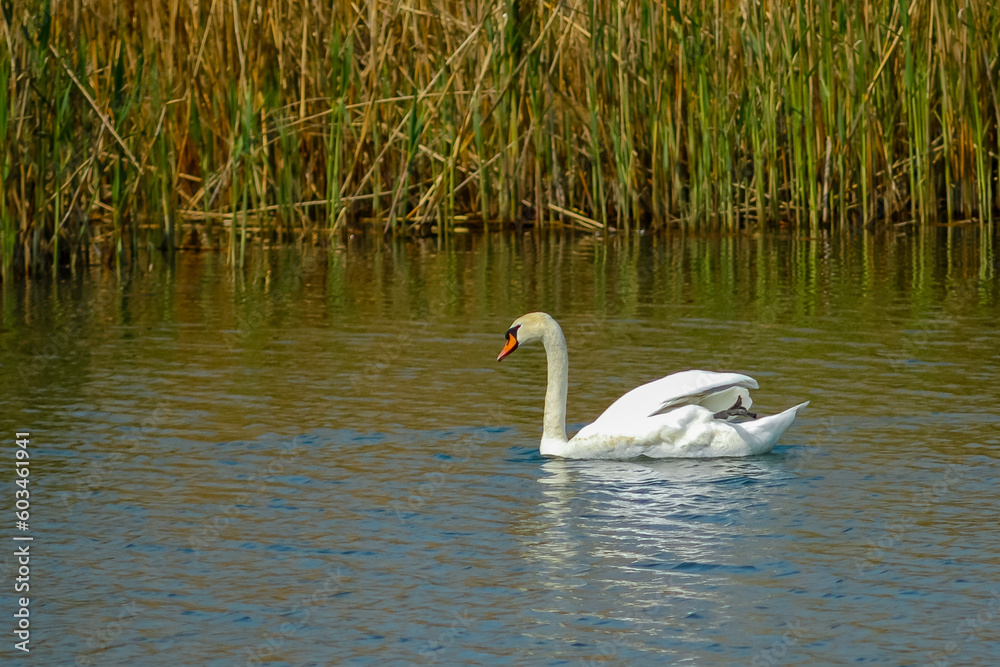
[1,0,999,278]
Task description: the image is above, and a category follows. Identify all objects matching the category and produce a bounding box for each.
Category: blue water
[2,233,999,665]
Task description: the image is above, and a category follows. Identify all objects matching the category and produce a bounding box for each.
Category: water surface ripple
[1,231,998,665]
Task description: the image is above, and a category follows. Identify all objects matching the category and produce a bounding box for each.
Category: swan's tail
[735,401,809,455]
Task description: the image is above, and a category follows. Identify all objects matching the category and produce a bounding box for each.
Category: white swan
[496,312,808,459]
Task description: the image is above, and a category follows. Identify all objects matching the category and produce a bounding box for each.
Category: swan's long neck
[540,321,569,455]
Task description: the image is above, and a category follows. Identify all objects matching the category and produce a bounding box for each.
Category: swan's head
[497,312,556,361]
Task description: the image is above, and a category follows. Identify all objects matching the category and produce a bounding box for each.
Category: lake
[1,228,999,665]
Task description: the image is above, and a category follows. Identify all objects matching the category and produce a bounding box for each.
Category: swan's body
[497,312,808,459]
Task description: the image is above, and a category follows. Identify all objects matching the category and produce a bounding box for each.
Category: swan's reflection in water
[523,457,793,655]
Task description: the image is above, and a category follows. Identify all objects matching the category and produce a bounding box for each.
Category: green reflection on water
[1,228,997,452]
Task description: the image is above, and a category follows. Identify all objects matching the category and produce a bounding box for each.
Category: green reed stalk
[327,99,345,229]
[614,0,634,232]
[818,0,835,226]
[970,49,992,225]
[240,84,254,267]
[473,93,489,228]
[226,83,238,265]
[0,52,11,280]
[111,158,123,277]
[586,1,607,229]
[528,23,544,229]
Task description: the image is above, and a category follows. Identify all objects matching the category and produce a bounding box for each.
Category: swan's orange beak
[497,326,520,362]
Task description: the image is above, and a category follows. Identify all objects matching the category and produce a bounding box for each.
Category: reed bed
[1,0,998,276]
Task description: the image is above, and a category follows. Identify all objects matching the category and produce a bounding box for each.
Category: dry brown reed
[1,0,998,276]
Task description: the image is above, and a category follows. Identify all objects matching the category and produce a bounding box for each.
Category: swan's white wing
[567,400,809,459]
[580,370,759,436]
[558,369,805,460]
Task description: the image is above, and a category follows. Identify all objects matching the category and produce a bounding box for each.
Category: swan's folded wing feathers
[589,370,759,427]
[653,383,755,415]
